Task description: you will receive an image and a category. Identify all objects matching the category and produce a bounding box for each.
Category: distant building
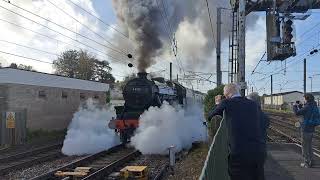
[0,68,109,131]
[263,91,304,108]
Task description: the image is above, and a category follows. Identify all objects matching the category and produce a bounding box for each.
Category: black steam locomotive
[108,72,202,142]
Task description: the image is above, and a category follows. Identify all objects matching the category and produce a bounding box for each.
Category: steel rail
[0,143,63,175]
[31,144,139,180]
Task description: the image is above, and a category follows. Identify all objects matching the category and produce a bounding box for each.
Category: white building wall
[283,92,304,105]
[264,92,303,106]
[264,96,271,105]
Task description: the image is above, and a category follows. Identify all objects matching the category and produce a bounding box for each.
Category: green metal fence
[199,114,230,180]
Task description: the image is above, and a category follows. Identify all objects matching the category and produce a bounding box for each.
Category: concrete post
[237,0,247,96]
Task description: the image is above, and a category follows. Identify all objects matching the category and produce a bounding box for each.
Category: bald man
[207,84,266,180]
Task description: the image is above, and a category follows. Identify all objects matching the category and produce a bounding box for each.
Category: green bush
[204,85,225,118]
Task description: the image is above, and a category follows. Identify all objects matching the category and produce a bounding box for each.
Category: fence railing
[199,114,230,180]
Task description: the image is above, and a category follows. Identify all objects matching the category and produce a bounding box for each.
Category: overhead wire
[46,0,131,56]
[0,49,131,79]
[251,10,320,80]
[0,0,129,57]
[0,16,130,65]
[0,18,125,64]
[155,0,185,78]
[257,43,320,81]
[65,0,171,72]
[65,0,129,39]
[0,0,183,81]
[251,51,266,75]
[0,20,135,79]
[0,50,53,64]
[204,0,216,46]
[0,39,58,56]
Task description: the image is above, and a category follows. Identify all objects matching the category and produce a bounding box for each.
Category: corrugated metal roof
[0,68,109,92]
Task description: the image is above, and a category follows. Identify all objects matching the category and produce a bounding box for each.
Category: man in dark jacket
[248,92,270,147]
[293,93,318,168]
[207,84,266,180]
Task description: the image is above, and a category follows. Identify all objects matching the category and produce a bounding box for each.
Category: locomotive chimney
[137,72,148,79]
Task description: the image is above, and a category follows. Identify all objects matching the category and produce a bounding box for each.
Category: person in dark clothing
[293,93,319,168]
[207,84,266,180]
[296,101,303,109]
[248,92,270,147]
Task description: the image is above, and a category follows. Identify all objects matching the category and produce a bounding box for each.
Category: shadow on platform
[265,143,320,180]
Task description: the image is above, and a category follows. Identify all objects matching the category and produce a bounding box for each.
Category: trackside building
[0,68,109,131]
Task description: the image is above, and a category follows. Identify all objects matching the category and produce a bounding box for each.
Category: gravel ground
[0,155,84,180]
[166,143,209,180]
[128,155,169,179]
[0,138,63,158]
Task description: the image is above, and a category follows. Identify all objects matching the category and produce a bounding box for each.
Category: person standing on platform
[248,92,270,149]
[207,84,266,180]
[293,93,320,168]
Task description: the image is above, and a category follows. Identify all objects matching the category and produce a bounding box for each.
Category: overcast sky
[0,0,319,94]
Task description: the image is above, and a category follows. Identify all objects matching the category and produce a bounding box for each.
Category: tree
[77,50,95,80]
[53,50,79,78]
[9,63,35,71]
[18,64,34,71]
[9,63,18,69]
[94,60,115,84]
[203,85,225,117]
[53,49,115,84]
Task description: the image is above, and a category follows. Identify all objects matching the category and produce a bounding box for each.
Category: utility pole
[216,7,222,86]
[271,75,273,106]
[237,0,247,96]
[176,74,179,82]
[304,58,306,94]
[170,62,172,81]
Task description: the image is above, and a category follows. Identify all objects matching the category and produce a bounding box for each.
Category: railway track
[31,144,168,180]
[267,113,320,153]
[269,114,320,138]
[0,147,9,154]
[268,113,320,131]
[0,143,63,175]
[30,144,136,180]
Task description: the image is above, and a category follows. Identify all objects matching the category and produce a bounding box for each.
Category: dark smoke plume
[112,0,165,72]
[111,0,258,72]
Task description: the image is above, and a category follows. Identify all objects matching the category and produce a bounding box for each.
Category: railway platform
[265,143,320,180]
[199,118,320,180]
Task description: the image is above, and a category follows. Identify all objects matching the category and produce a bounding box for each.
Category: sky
[0,0,319,94]
[246,10,320,95]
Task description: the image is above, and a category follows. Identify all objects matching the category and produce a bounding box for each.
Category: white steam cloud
[62,99,120,156]
[131,102,207,154]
